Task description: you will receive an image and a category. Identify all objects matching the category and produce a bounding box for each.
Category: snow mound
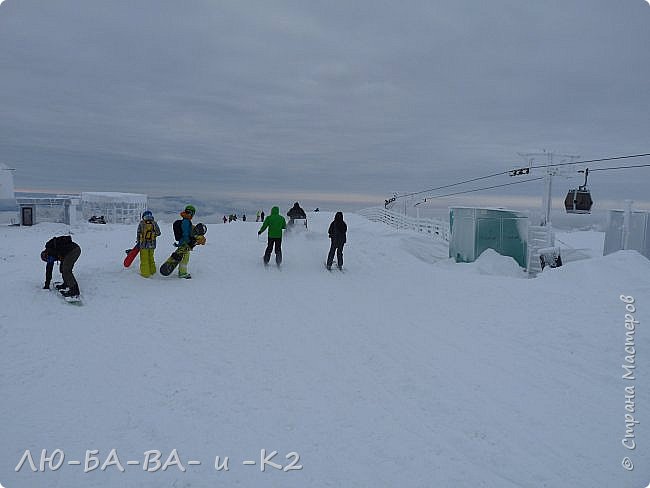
[2,214,649,488]
[470,248,527,278]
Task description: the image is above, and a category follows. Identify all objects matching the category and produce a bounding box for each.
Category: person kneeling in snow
[41,235,82,297]
[137,210,161,277]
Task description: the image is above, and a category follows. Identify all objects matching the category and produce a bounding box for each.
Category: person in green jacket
[258,206,287,265]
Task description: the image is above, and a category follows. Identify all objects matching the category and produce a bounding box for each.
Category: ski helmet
[184,205,196,216]
[142,210,153,220]
[193,223,207,236]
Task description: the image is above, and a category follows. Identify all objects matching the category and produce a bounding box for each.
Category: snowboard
[124,243,140,268]
[159,245,190,276]
[52,282,82,305]
[159,223,207,277]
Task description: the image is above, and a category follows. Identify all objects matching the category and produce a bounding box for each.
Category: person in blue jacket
[177,205,195,278]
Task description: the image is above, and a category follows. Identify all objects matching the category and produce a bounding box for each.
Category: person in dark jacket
[287,202,307,221]
[41,235,82,297]
[326,212,347,270]
[258,206,287,265]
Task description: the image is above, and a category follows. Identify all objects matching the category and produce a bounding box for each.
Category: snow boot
[61,287,80,298]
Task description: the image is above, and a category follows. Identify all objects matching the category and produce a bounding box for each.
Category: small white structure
[449,207,529,269]
[81,192,147,224]
[604,205,650,260]
[16,196,79,226]
[0,164,19,225]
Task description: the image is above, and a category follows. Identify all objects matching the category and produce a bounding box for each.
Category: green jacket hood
[258,206,286,238]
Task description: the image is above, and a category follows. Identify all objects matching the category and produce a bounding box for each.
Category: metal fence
[358,207,450,241]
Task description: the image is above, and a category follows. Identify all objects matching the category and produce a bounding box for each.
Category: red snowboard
[123,244,140,268]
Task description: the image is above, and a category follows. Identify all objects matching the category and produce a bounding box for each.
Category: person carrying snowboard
[160,213,206,278]
[136,210,161,277]
[326,211,347,270]
[41,235,82,297]
[258,206,286,266]
[176,205,196,278]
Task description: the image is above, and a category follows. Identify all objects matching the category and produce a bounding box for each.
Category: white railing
[358,207,450,241]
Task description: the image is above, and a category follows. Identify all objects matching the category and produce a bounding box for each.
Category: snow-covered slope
[1,212,649,487]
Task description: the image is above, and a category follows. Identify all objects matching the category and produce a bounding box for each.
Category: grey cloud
[0,0,648,208]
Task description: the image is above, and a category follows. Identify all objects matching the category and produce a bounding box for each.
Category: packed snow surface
[1,211,649,487]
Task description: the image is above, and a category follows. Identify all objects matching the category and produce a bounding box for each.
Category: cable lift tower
[516,151,580,227]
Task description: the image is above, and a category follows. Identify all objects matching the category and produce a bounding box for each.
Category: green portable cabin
[449,207,529,268]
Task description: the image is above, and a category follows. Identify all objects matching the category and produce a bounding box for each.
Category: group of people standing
[134,205,200,279]
[223,214,246,223]
[257,202,347,270]
[40,203,348,298]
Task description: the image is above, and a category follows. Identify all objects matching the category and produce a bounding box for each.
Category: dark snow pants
[264,237,282,264]
[60,245,81,293]
[327,239,344,268]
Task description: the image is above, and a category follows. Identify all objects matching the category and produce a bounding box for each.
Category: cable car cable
[586,162,650,172]
[418,176,545,200]
[395,152,650,201]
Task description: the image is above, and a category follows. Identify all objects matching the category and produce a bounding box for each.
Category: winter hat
[142,210,153,220]
[184,205,196,216]
[40,249,49,262]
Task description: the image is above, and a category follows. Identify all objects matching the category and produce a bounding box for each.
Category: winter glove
[257,231,262,235]
[195,235,206,245]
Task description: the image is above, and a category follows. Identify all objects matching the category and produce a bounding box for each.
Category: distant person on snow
[260,210,265,221]
[242,214,246,222]
[256,210,261,222]
[177,205,196,278]
[326,212,347,270]
[287,202,307,222]
[41,235,82,297]
[137,210,161,278]
[258,206,287,266]
[223,215,228,224]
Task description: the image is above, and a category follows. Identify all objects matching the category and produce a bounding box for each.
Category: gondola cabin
[564,168,593,214]
[564,189,593,214]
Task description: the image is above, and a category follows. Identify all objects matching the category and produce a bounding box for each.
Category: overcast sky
[0,0,648,210]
